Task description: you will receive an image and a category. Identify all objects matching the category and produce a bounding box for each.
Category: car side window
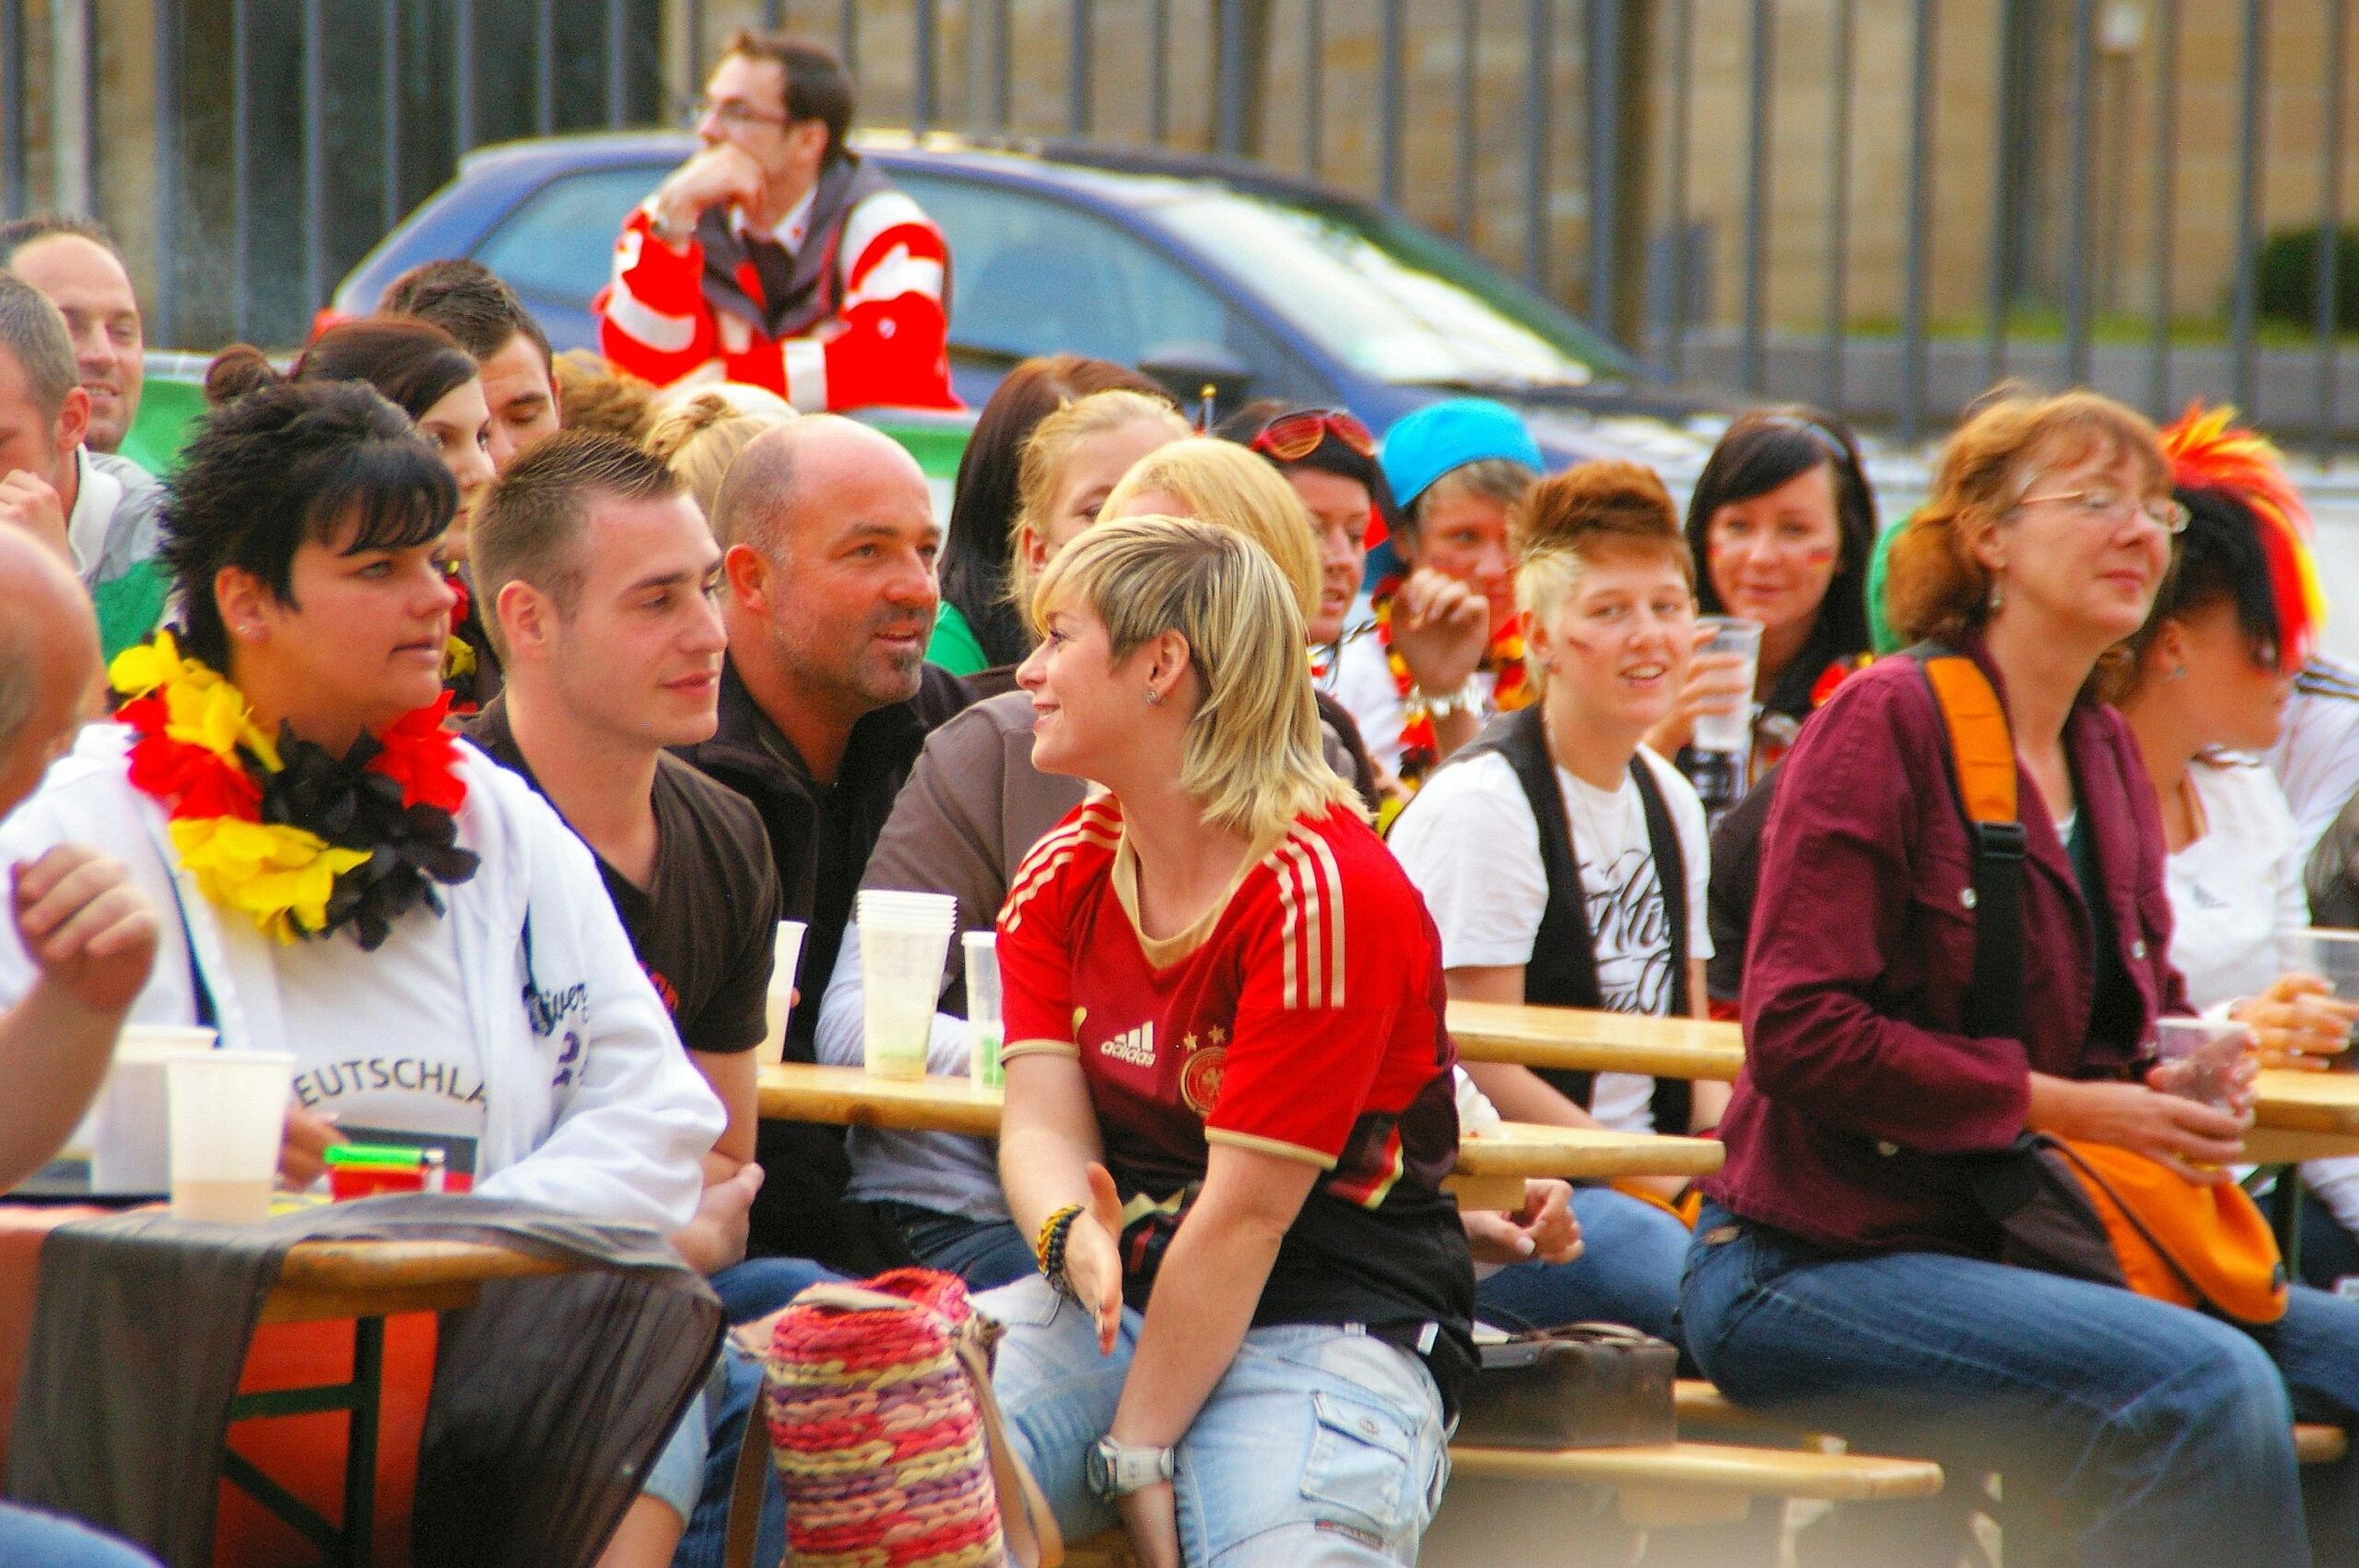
[896,172,1310,394]
[473,167,665,309]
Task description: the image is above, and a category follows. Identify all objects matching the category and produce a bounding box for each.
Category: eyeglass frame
[2011,486,2191,536]
[687,95,796,133]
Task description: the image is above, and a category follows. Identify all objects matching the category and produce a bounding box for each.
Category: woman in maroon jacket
[1682,391,2359,1567]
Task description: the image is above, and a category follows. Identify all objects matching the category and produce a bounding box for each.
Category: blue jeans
[980,1274,1450,1565]
[873,1199,1038,1290]
[1473,1186,1689,1341]
[673,1346,784,1568]
[0,1504,158,1565]
[710,1254,839,1325]
[1681,1201,2359,1567]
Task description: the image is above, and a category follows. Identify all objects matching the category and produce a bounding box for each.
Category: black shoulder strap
[1477,709,1693,1129]
[1627,757,1696,1136]
[1902,642,2028,1043]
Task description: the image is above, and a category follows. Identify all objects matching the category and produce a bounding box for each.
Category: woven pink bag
[723,1268,1062,1568]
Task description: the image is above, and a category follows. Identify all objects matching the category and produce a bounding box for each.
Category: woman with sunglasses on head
[984,514,1473,1568]
[1649,407,1879,778]
[1684,390,2359,1567]
[930,356,1176,677]
[2111,406,2359,1288]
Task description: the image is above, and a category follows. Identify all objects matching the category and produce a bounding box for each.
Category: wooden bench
[1676,1379,2350,1466]
[1059,1433,1945,1565]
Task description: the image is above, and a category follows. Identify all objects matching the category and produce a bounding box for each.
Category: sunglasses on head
[1251,408,1378,463]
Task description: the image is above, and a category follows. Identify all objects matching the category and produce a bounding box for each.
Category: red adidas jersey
[999,796,1473,1360]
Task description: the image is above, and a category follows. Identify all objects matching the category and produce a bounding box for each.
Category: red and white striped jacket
[596,175,957,412]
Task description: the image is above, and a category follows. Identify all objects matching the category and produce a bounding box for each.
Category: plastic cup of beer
[165,1049,297,1223]
[2151,1018,2252,1111]
[91,1024,218,1193]
[1689,616,1764,755]
[765,919,808,1060]
[963,930,1004,1092]
[858,891,957,1082]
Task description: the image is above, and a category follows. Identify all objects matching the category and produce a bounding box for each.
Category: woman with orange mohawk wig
[2107,404,2359,1285]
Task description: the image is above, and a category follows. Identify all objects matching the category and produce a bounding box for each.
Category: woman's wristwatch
[1086,1436,1177,1500]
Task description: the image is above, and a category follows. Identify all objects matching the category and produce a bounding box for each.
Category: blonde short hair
[1034,515,1361,840]
[1099,438,1324,625]
[1008,389,1191,613]
[642,384,797,527]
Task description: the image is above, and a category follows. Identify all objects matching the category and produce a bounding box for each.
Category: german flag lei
[1371,574,1533,786]
[109,631,480,949]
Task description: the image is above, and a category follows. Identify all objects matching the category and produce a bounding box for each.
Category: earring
[1987,577,2004,614]
[2170,663,2189,681]
[1144,686,1163,706]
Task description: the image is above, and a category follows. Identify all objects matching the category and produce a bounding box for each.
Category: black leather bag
[1455,1322,1678,1450]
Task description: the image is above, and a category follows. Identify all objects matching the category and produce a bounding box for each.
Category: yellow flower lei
[109,631,371,942]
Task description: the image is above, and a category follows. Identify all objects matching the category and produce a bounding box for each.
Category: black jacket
[674,656,972,1269]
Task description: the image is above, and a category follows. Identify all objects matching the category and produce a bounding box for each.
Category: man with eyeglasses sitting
[596,29,957,415]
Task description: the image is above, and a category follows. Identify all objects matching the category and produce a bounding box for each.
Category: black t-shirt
[465,697,783,1055]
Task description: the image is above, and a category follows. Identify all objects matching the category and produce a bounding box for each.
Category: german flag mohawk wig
[2158,404,2325,674]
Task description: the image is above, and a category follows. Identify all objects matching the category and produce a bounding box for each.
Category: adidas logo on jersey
[1100,1023,1156,1067]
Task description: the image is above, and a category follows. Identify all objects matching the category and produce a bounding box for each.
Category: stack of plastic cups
[858,890,957,1081]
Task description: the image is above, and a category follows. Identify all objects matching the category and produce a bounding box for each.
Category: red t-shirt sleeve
[996,813,1098,1061]
[1204,834,1402,1168]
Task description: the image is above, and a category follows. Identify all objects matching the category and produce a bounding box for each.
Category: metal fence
[3,0,2354,455]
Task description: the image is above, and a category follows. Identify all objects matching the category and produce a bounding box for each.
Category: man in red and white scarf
[596,30,957,414]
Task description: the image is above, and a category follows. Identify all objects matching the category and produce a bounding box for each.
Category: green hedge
[2258,225,2359,334]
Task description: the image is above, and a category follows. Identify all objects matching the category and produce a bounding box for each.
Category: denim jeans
[979,1274,1450,1566]
[873,1199,1038,1290]
[673,1346,784,1568]
[1681,1200,2359,1567]
[1472,1186,1689,1341]
[0,1504,158,1566]
[710,1254,840,1324]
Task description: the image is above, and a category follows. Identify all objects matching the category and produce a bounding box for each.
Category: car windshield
[1148,187,1635,392]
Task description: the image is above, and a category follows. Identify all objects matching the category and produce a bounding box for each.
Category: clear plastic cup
[91,1024,217,1193]
[765,920,808,1061]
[963,930,1004,1092]
[2279,927,2359,1001]
[1690,616,1764,755]
[859,892,957,1082]
[165,1049,296,1223]
[2151,1017,2252,1110]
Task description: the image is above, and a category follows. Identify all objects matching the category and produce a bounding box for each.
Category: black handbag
[1455,1322,1679,1449]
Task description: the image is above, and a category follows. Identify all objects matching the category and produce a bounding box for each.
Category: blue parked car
[335,129,1728,474]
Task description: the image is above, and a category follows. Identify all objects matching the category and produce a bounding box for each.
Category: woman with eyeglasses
[2110,406,2359,1289]
[1684,390,2359,1566]
[1648,407,1879,778]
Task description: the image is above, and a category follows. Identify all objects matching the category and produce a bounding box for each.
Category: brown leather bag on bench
[1456,1322,1679,1450]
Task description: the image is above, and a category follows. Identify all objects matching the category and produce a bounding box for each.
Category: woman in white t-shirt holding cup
[1390,461,1725,1342]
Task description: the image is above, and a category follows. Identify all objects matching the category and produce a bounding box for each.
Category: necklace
[110,631,480,949]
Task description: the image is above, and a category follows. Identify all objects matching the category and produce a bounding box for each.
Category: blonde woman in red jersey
[983,516,1481,1568]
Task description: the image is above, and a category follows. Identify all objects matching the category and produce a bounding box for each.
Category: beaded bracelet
[1037,1202,1085,1296]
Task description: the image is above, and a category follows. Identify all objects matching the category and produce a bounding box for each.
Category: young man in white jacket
[0,379,720,1234]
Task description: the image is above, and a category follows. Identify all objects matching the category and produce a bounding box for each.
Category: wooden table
[2248,1070,2359,1164]
[1446,1000,1746,1082]
[758,1062,1723,1209]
